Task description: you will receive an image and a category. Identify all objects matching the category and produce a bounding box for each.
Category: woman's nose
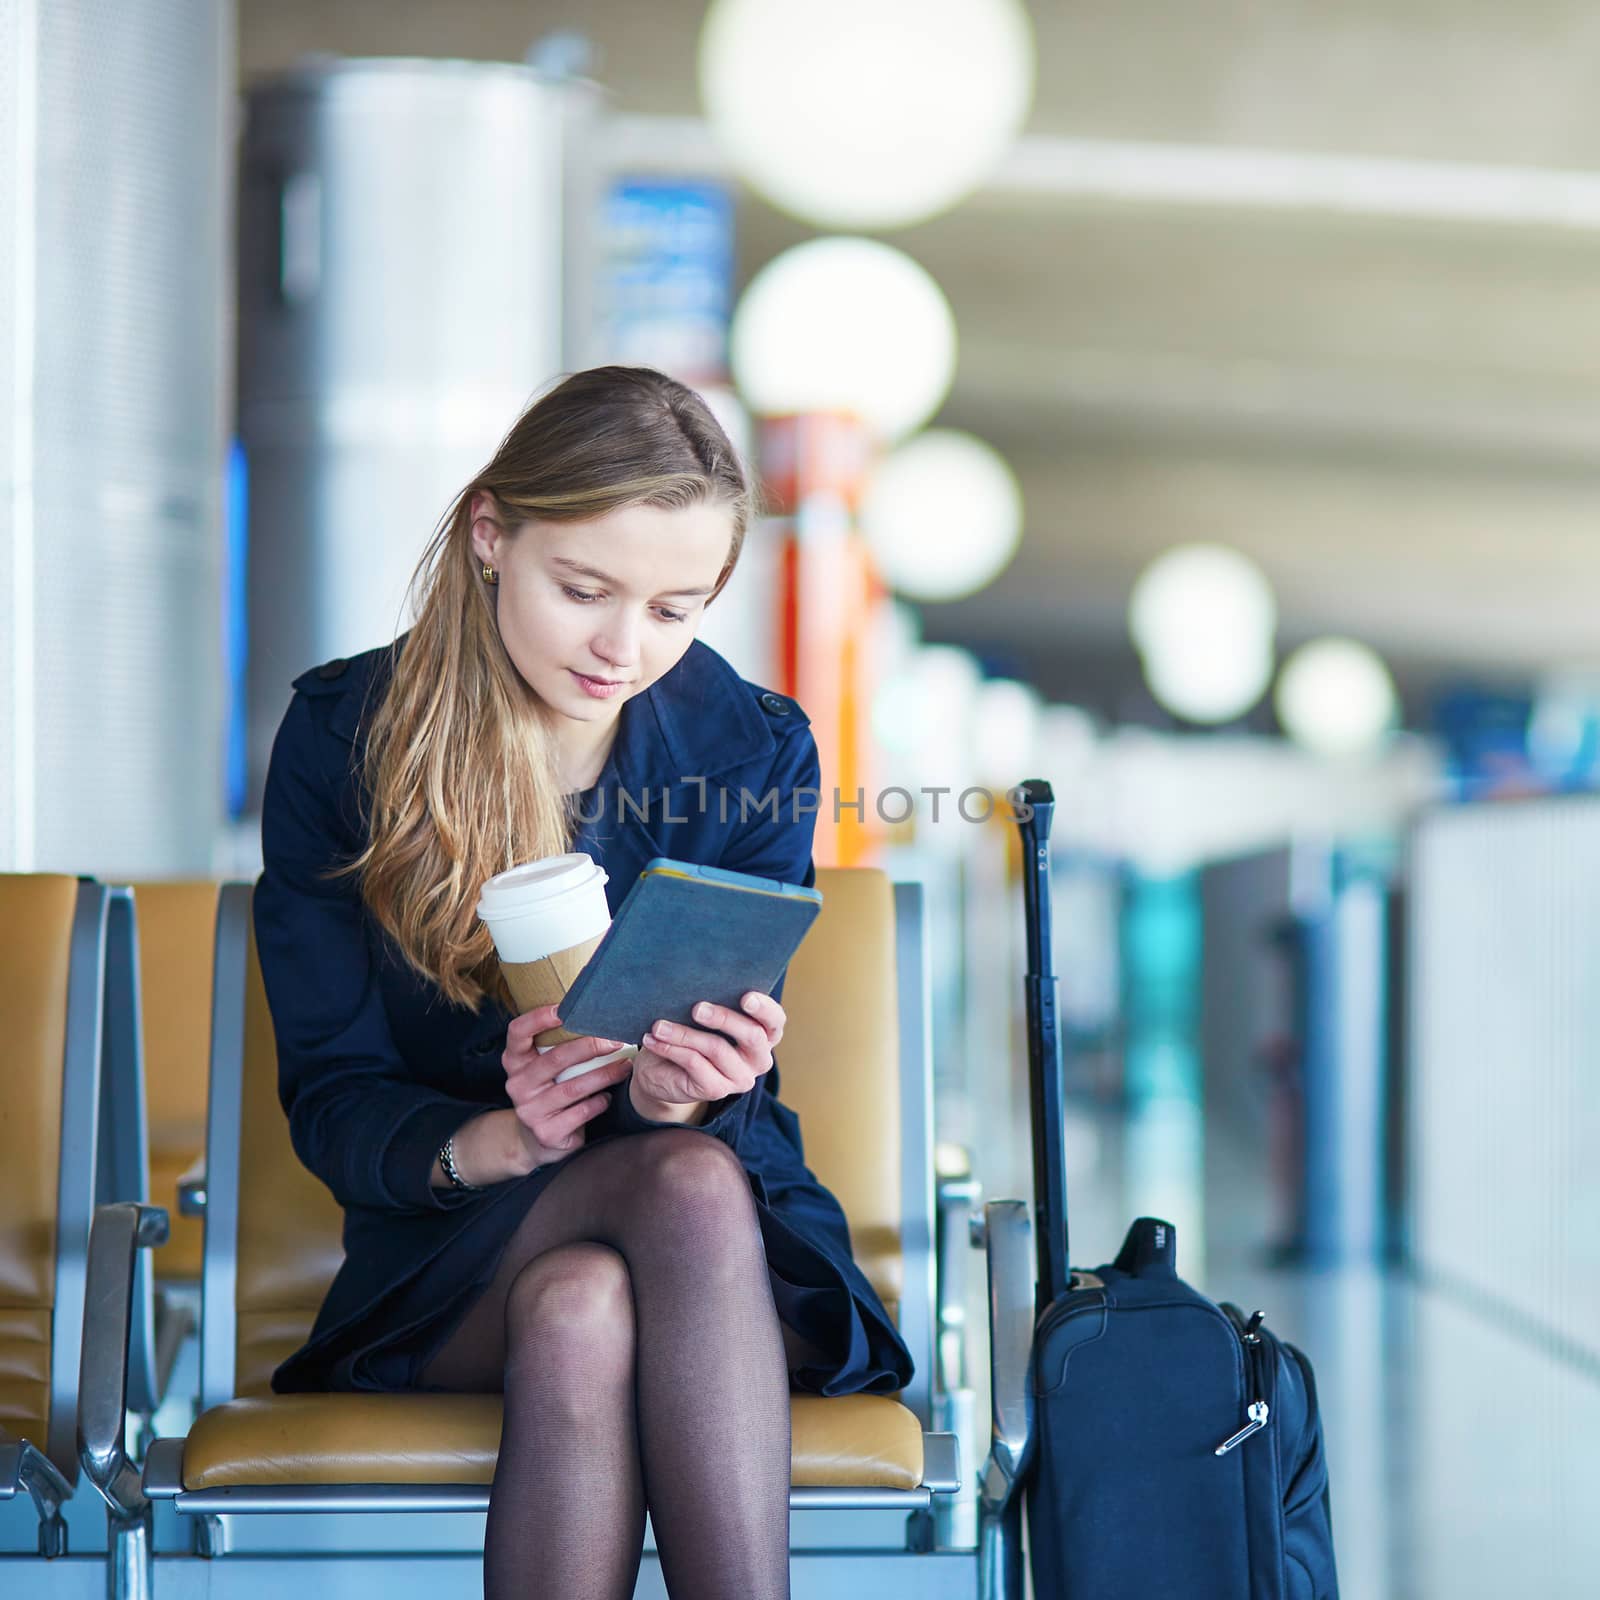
[592,619,639,671]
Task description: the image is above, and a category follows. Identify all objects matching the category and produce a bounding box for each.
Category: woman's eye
[561,584,684,623]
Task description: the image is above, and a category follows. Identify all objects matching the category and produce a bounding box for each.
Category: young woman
[253,366,914,1600]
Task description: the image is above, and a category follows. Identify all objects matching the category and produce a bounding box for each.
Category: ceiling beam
[603,114,1600,234]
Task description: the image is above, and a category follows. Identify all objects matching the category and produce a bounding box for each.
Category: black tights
[418,1128,819,1600]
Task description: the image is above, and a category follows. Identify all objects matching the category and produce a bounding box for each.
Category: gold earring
[481,563,498,586]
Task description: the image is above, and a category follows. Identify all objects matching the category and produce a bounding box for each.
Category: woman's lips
[571,670,627,699]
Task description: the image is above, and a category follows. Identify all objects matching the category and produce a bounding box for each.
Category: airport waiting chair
[123,882,220,1284]
[83,869,972,1598]
[95,888,205,1427]
[0,876,112,1558]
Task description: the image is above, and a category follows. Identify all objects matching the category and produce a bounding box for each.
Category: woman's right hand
[501,1004,635,1160]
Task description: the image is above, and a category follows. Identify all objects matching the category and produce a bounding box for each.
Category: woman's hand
[502,1004,635,1160]
[630,991,786,1119]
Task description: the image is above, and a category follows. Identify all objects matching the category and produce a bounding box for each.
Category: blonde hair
[341,366,752,1009]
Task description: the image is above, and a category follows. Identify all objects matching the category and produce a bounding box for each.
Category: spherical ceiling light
[730,237,957,441]
[1037,703,1097,772]
[1129,543,1278,724]
[860,430,1023,601]
[694,383,753,464]
[974,677,1042,786]
[873,644,979,757]
[872,672,935,757]
[1142,636,1277,726]
[909,644,983,731]
[699,0,1036,230]
[1128,544,1277,663]
[1276,638,1398,757]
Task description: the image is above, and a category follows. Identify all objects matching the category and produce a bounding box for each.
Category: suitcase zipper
[1215,1401,1270,1456]
[1215,1306,1270,1456]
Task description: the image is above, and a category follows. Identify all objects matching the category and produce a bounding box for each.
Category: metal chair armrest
[918,1429,963,1494]
[974,1198,1035,1513]
[138,1436,185,1500]
[78,1201,170,1518]
[0,1431,74,1556]
[176,1155,207,1217]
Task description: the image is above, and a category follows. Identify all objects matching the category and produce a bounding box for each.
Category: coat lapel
[321,638,775,872]
[610,640,776,796]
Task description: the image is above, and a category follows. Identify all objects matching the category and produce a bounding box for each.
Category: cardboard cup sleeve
[499,930,607,1047]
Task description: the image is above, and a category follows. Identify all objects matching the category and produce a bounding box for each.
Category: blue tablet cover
[556,859,823,1046]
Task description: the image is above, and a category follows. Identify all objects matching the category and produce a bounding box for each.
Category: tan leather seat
[181,1392,924,1492]
[0,875,102,1508]
[131,881,221,1281]
[186,868,926,1491]
[781,870,904,1316]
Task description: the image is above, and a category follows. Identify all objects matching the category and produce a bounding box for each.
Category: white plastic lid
[477,853,606,915]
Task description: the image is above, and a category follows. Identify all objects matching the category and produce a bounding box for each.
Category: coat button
[317,658,350,680]
[759,691,790,716]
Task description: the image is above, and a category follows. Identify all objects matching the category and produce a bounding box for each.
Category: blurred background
[4,2,1600,1594]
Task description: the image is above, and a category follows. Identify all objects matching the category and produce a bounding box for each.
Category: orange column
[759,413,887,867]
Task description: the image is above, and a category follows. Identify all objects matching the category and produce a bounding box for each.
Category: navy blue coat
[254,635,915,1397]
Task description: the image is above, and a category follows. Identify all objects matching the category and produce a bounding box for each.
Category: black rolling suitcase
[1012,780,1338,1599]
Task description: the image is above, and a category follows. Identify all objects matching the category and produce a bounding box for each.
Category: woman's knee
[503,1242,634,1387]
[632,1131,755,1227]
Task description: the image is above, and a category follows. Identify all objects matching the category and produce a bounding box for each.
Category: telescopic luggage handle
[1015,778,1071,1306]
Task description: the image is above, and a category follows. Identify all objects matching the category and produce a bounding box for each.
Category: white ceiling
[240,2,1600,719]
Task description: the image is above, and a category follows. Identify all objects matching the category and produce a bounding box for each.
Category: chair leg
[905,1507,935,1552]
[978,1495,1024,1600]
[108,1508,153,1600]
[36,1504,68,1559]
[196,1511,228,1557]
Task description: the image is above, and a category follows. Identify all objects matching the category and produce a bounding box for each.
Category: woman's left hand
[630,991,786,1110]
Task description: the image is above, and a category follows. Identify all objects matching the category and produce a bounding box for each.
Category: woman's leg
[490,1243,645,1599]
[420,1130,792,1600]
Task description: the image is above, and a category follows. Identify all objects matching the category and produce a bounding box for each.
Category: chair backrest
[129,881,221,1279]
[0,875,107,1480]
[203,868,933,1410]
[779,868,904,1313]
[201,892,344,1402]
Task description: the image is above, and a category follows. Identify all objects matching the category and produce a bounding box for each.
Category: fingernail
[693,1003,711,1021]
[654,1020,672,1038]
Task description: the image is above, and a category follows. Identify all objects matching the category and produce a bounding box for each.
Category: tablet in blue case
[555,858,823,1047]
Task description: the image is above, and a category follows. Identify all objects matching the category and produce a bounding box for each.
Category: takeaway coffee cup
[476,853,634,1083]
